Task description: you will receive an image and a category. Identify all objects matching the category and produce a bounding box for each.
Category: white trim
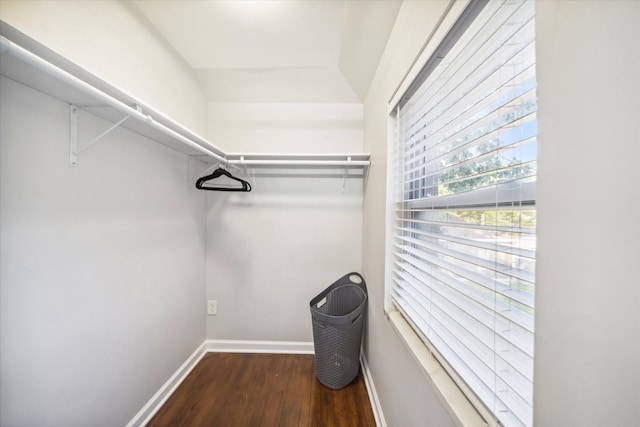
[360,352,387,427]
[387,0,470,114]
[125,341,208,427]
[206,339,314,354]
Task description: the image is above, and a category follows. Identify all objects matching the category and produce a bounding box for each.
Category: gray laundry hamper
[310,272,367,390]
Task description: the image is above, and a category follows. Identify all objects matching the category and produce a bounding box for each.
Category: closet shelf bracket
[341,156,352,192]
[69,104,131,166]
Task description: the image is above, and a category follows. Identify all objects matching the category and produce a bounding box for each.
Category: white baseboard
[126,341,208,427]
[206,339,314,354]
[361,352,386,427]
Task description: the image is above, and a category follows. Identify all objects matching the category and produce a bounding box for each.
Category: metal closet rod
[225,153,371,167]
[227,159,370,166]
[0,36,371,169]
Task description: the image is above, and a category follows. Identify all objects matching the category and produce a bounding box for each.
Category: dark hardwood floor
[147,353,376,427]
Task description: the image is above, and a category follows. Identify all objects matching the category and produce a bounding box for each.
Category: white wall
[0,3,210,425]
[0,0,207,135]
[208,102,363,153]
[361,1,457,426]
[0,70,206,427]
[534,1,640,425]
[205,103,363,342]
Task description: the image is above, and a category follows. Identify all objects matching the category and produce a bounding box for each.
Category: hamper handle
[313,318,327,329]
[310,272,367,310]
[310,272,367,325]
[352,313,362,324]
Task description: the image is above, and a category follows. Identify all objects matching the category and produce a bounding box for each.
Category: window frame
[384,1,537,426]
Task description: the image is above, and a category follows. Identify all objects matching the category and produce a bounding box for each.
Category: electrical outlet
[207,300,217,316]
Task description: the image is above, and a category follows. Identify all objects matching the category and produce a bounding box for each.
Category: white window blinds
[390,1,536,426]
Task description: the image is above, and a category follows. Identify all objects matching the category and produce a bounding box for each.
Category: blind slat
[392,262,535,350]
[394,249,535,330]
[396,226,536,259]
[396,234,535,283]
[393,276,533,403]
[403,51,537,157]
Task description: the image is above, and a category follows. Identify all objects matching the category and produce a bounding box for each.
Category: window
[388,1,536,426]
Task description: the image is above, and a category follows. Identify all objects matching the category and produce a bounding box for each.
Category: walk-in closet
[1,1,638,426]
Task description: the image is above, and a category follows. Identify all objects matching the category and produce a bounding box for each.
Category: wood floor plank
[147,353,375,427]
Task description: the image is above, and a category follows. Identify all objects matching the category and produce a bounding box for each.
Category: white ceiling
[131,0,401,103]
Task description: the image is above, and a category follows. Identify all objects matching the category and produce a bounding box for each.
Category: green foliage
[449,209,536,229]
[432,101,537,197]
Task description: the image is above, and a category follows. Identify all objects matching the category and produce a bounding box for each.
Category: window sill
[385,308,488,427]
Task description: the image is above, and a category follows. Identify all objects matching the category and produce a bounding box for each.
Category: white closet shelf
[0,32,226,163]
[0,31,370,171]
